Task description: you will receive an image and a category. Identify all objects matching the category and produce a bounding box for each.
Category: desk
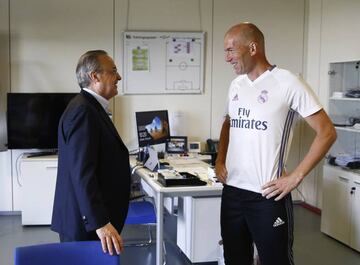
[130,157,223,265]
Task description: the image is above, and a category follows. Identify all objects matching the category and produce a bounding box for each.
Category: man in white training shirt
[215,23,336,265]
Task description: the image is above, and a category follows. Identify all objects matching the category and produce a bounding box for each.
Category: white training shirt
[225,67,322,193]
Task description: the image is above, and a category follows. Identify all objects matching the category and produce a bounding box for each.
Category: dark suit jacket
[51,90,130,240]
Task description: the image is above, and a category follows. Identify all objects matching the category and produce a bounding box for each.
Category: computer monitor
[135,110,170,148]
[166,136,188,154]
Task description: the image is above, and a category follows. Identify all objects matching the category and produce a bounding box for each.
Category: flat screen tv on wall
[6,92,77,150]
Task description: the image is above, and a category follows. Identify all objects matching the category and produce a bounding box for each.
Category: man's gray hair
[76,50,108,88]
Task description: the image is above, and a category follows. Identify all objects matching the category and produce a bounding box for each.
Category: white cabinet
[350,179,360,251]
[177,196,221,263]
[20,155,57,225]
[321,165,360,251]
[0,151,13,211]
[321,165,350,243]
[321,60,360,251]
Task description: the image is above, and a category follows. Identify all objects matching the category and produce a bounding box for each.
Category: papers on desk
[169,166,223,187]
[171,166,207,181]
[167,157,204,166]
[161,156,223,187]
[144,147,159,171]
[207,167,222,186]
[174,166,208,175]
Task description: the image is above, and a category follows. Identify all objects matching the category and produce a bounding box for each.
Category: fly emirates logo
[230,107,268,131]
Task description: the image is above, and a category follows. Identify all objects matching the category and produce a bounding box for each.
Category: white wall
[9,0,115,93]
[0,0,13,211]
[0,0,10,149]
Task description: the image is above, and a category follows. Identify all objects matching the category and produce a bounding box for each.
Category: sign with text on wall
[123,31,205,94]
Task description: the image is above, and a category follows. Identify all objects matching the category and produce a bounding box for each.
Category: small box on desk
[158,170,207,187]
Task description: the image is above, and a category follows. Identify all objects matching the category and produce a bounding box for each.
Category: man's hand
[215,162,228,183]
[262,172,302,201]
[96,222,123,255]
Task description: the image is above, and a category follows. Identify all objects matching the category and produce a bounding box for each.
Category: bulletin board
[122,31,205,94]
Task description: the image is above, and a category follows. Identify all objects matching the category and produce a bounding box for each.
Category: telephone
[206,139,219,153]
[198,139,219,166]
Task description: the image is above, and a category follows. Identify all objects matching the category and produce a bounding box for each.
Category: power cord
[15,152,26,187]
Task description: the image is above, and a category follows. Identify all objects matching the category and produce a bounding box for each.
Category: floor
[1,205,360,265]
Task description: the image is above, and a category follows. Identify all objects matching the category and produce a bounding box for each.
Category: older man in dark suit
[51,50,130,255]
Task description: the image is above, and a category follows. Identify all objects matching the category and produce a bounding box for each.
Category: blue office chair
[125,200,157,246]
[14,241,120,265]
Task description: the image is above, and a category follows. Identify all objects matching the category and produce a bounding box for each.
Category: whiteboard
[123,31,205,94]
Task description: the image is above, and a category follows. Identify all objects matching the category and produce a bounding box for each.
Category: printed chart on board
[123,31,205,94]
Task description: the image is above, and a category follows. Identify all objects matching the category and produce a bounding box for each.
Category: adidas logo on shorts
[273,217,285,227]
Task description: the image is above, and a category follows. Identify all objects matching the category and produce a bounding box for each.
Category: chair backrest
[14,241,119,265]
[125,200,156,225]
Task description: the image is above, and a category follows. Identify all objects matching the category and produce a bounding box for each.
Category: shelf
[324,164,360,177]
[335,126,360,133]
[330,97,360,101]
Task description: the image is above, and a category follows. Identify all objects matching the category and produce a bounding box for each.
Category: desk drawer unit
[177,196,221,263]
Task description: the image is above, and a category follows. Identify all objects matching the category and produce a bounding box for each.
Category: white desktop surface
[130,156,223,265]
[131,156,222,195]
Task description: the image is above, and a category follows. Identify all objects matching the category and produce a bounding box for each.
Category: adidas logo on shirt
[273,217,285,227]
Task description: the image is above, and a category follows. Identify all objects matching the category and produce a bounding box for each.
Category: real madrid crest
[257,90,268,104]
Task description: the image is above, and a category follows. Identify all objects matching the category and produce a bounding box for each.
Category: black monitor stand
[199,152,217,166]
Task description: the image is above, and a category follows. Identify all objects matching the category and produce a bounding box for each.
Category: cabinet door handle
[338,176,349,182]
[46,166,58,169]
[350,186,356,195]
